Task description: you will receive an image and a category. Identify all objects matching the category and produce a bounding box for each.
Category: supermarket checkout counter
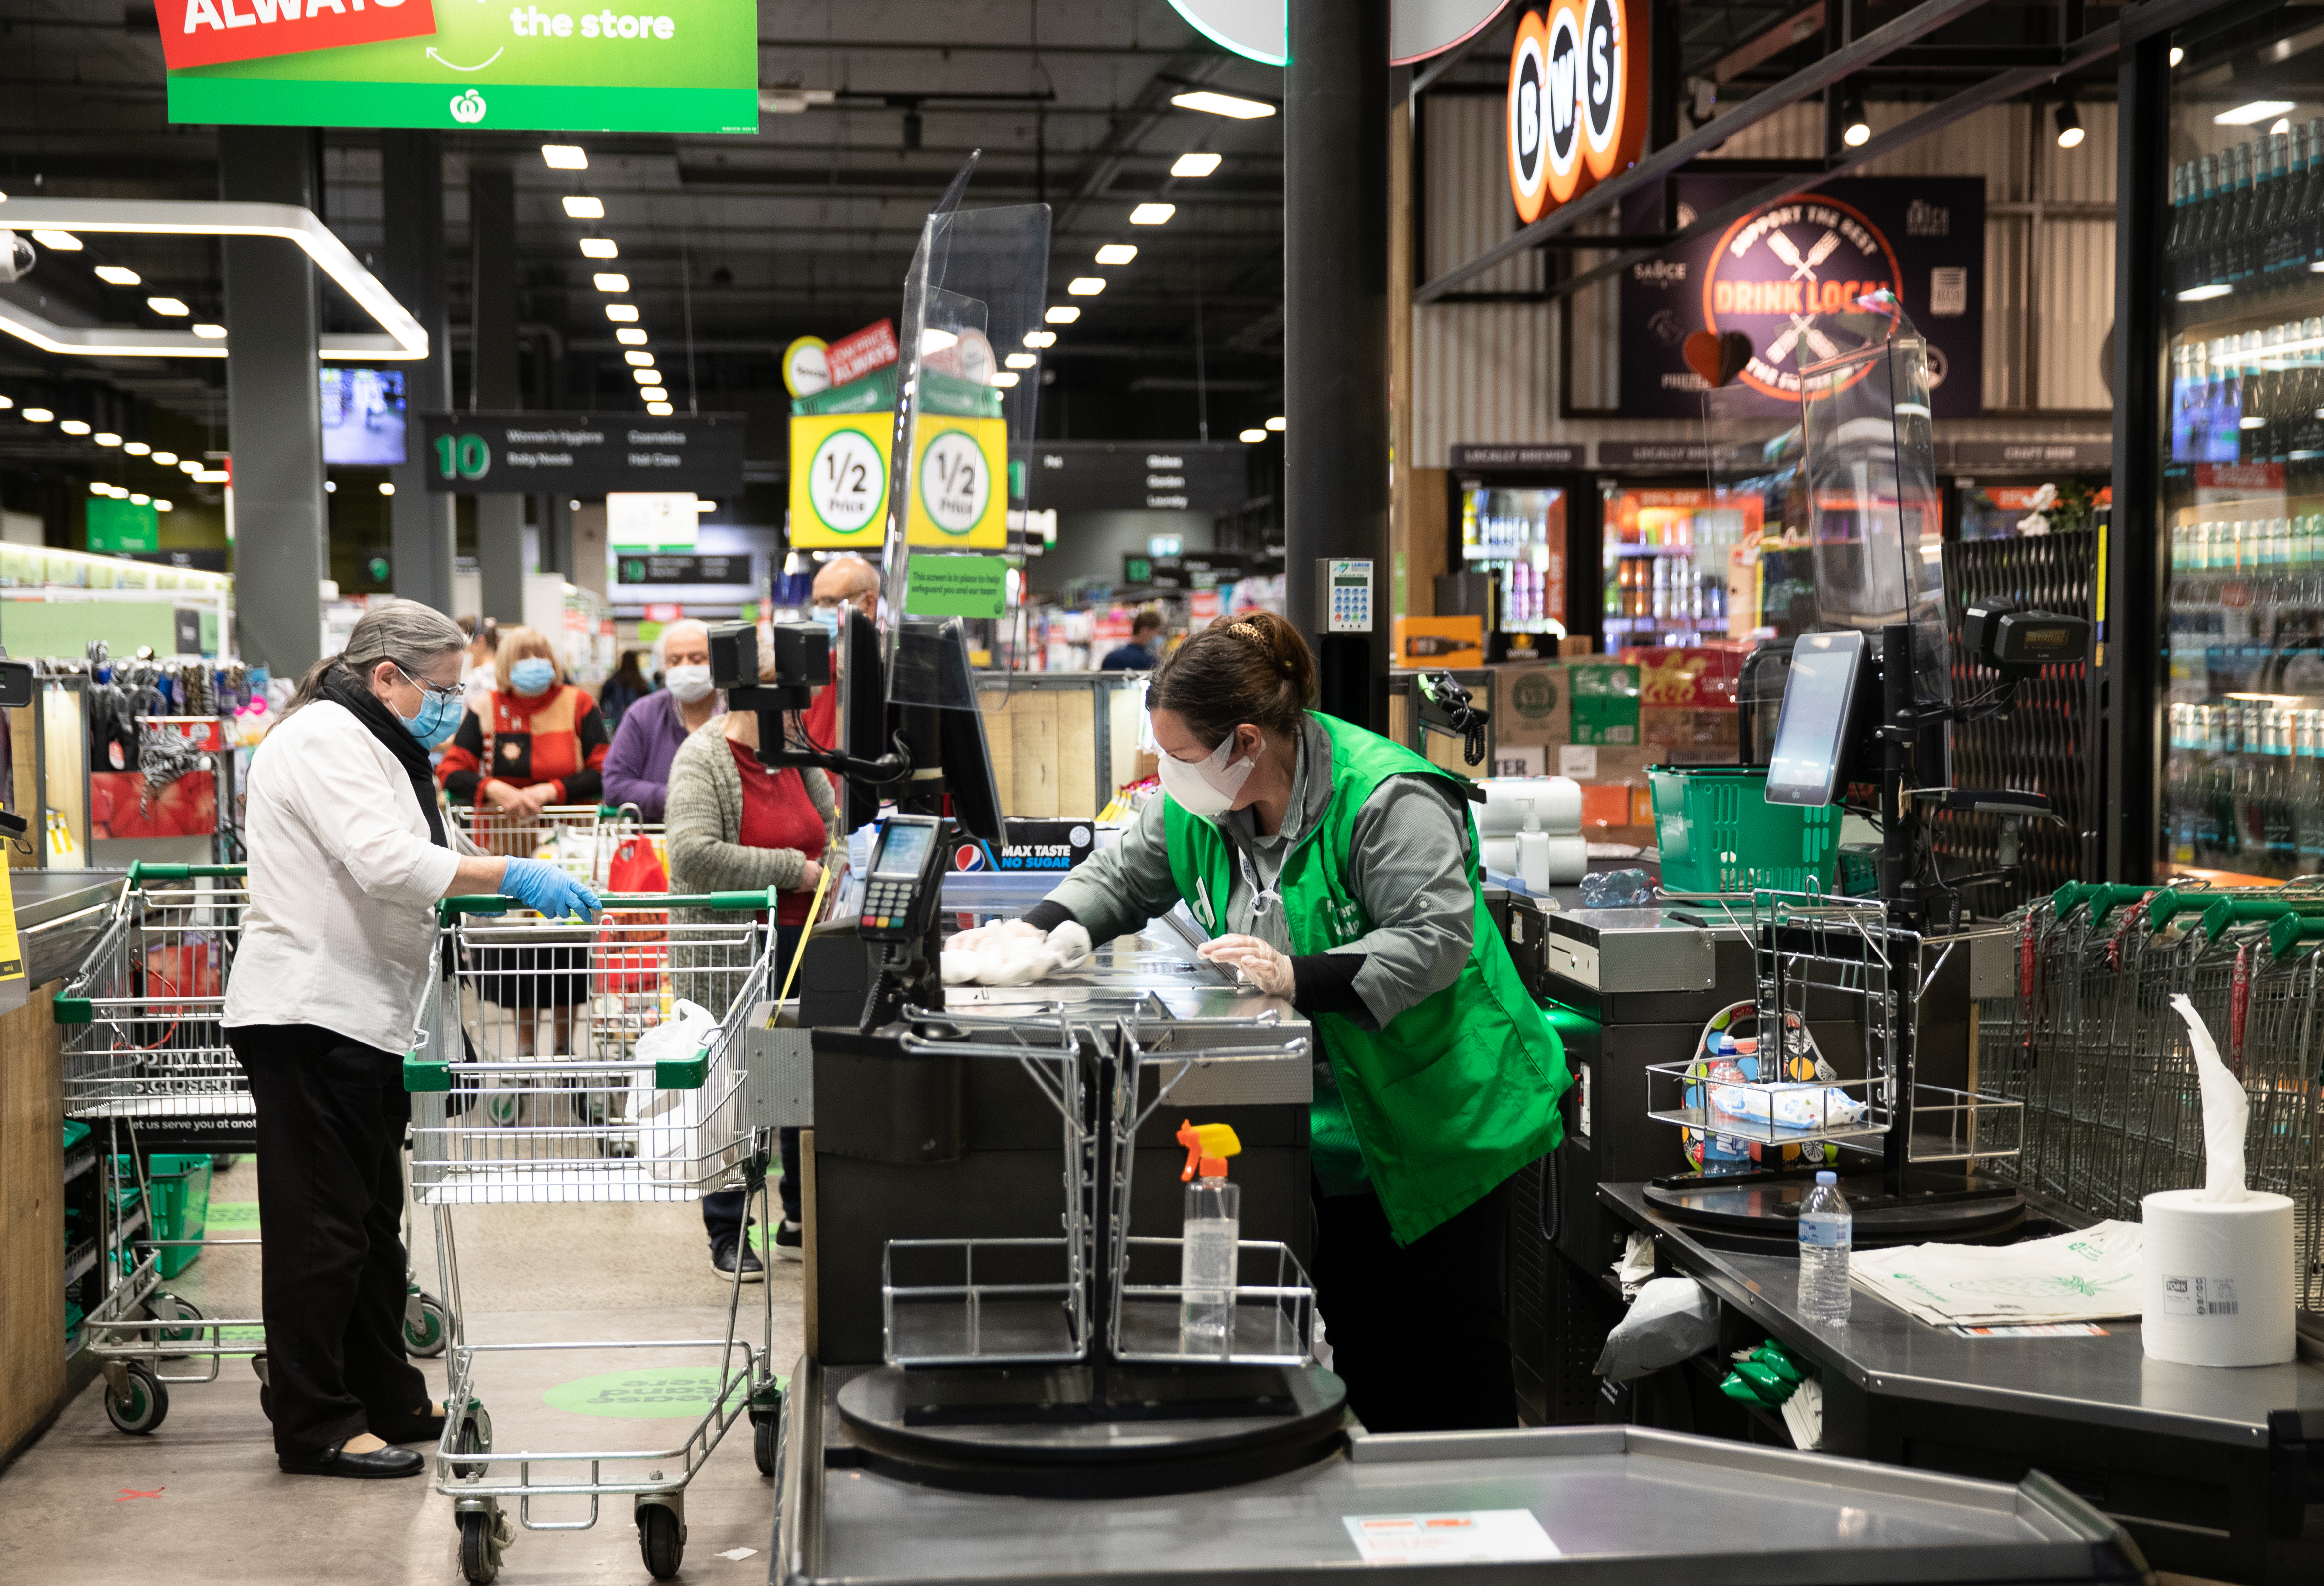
[17,867,126,987]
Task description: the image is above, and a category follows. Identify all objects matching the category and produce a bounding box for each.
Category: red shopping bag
[606,832,667,894]
[592,909,668,994]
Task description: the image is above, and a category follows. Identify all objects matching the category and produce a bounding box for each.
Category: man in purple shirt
[601,619,720,819]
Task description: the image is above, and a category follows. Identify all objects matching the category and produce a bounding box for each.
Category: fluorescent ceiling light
[2170,45,2185,66]
[1067,277,1106,296]
[2179,282,2234,301]
[0,198,427,361]
[1265,415,1285,431]
[124,441,149,455]
[1129,203,1177,225]
[990,371,1020,388]
[0,396,8,409]
[2217,100,2297,125]
[89,481,109,494]
[147,296,189,316]
[324,480,337,493]
[1023,330,1056,348]
[23,408,53,422]
[378,481,395,496]
[693,498,717,512]
[541,144,588,170]
[1094,243,1138,265]
[641,386,669,402]
[30,229,82,251]
[193,468,228,483]
[192,323,227,339]
[616,327,648,345]
[180,459,201,473]
[107,485,128,498]
[1170,152,1222,178]
[593,272,630,293]
[563,195,606,219]
[95,431,121,446]
[130,493,148,505]
[152,451,176,465]
[1005,352,1039,369]
[60,419,91,435]
[632,367,662,383]
[759,87,836,113]
[580,238,619,259]
[1239,427,1266,443]
[625,350,654,367]
[1170,91,1275,120]
[94,265,140,286]
[153,499,172,512]
[606,304,640,323]
[647,401,675,416]
[1045,305,1081,324]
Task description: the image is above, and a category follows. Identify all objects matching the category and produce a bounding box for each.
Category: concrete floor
[0,1158,803,1585]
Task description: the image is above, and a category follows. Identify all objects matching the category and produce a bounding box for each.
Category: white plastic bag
[1595,1276,1719,1382]
[633,999,718,1180]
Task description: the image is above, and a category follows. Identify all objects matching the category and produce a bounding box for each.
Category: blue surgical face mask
[392,667,463,748]
[811,608,842,642]
[509,658,557,696]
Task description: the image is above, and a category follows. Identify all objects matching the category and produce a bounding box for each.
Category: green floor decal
[542,1366,780,1420]
[206,1201,260,1227]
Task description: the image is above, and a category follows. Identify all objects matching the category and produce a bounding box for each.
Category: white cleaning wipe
[941,922,1090,987]
[2168,993,2250,1203]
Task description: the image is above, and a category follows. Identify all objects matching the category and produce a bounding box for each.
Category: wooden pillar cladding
[0,982,64,1462]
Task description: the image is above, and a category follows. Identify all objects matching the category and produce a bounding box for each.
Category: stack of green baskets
[1649,765,1843,895]
[117,1154,214,1279]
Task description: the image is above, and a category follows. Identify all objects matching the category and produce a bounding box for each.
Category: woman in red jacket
[437,626,610,1066]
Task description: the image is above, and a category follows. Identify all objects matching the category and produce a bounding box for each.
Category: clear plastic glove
[1046,921,1092,970]
[1198,933,1294,997]
[501,857,602,922]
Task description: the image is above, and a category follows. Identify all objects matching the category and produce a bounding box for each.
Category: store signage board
[1023,442,1249,514]
[161,0,758,133]
[782,337,831,398]
[1952,440,2111,470]
[87,497,161,554]
[789,412,895,550]
[1450,444,1581,469]
[606,493,698,549]
[617,553,749,586]
[417,412,745,495]
[1507,0,1646,225]
[826,319,900,388]
[903,555,1011,621]
[1165,0,1512,66]
[1618,176,1986,420]
[906,415,1008,550]
[1595,441,1712,468]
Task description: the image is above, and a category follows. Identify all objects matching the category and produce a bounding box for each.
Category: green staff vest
[1162,713,1569,1246]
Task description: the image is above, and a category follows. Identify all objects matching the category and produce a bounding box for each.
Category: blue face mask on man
[393,666,463,748]
[810,608,843,642]
[509,657,557,696]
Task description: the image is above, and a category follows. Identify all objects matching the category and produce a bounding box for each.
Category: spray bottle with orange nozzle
[1177,1119,1242,1351]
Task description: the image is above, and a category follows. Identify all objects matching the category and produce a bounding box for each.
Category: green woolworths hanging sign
[161,1,758,135]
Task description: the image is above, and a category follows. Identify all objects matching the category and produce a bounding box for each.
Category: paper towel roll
[1482,836,1519,876]
[1474,777,1584,836]
[1545,834,1589,885]
[2139,1188,2297,1367]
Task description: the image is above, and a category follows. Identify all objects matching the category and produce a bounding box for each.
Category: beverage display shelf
[2167,284,2324,341]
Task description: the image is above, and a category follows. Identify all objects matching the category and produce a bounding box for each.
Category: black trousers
[1312,1175,1516,1434]
[229,1024,430,1457]
[702,922,803,1246]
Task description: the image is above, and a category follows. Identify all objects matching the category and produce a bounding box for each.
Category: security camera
[0,231,34,285]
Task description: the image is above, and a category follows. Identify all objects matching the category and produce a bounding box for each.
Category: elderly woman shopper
[666,707,838,1276]
[602,618,720,819]
[224,601,599,1479]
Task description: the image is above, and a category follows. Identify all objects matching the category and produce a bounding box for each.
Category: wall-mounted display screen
[321,367,407,467]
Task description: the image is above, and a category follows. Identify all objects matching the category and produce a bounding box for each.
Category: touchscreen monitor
[1765,630,1867,807]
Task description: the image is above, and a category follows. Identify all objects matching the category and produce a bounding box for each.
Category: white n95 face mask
[1157,729,1256,817]
[664,664,714,704]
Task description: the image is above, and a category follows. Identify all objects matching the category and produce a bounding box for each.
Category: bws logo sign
[1507,0,1646,225]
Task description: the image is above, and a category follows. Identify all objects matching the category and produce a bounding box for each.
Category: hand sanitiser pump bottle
[1177,1120,1243,1352]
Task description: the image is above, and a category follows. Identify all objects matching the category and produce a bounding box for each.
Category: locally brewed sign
[1450,444,1582,469]
[1506,0,1645,225]
[616,554,750,586]
[418,412,745,495]
[1618,176,1985,420]
[1022,442,1249,513]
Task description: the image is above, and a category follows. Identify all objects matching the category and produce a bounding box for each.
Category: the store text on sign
[1505,0,1645,225]
[159,0,438,71]
[825,319,900,388]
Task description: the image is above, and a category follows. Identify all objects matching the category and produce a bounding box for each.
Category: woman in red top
[437,626,612,1065]
[665,706,837,1278]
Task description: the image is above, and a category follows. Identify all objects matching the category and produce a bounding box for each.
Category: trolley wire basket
[451,802,604,875]
[411,886,784,1586]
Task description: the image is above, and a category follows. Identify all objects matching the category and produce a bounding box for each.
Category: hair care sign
[1619,175,1986,419]
[1507,0,1645,225]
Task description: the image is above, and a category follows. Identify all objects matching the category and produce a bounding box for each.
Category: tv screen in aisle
[320,367,407,467]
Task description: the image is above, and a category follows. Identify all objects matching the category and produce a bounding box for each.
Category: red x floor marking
[116,1488,163,1500]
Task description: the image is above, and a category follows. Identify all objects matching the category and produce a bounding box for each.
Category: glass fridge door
[1458,483,1568,638]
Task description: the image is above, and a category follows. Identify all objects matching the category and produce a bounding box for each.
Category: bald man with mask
[601,618,722,819]
[801,555,880,759]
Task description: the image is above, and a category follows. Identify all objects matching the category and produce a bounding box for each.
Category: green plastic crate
[118,1154,213,1279]
[1649,765,1842,895]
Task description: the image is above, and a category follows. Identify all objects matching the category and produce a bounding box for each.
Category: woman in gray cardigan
[666,711,839,1275]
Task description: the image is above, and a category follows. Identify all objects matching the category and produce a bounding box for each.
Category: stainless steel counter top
[15,867,126,987]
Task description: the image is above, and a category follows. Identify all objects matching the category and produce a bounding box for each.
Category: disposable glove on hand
[1198,934,1295,997]
[941,919,1095,987]
[501,857,602,922]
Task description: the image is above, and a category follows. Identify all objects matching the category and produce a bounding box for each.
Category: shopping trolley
[407,887,782,1585]
[453,802,605,878]
[54,862,451,1437]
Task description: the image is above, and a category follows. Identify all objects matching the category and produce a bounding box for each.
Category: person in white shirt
[224,601,599,1480]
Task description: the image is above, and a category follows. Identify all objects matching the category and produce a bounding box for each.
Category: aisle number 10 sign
[1507,0,1646,225]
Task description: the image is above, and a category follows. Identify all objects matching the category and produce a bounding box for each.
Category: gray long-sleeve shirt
[1047,715,1475,1030]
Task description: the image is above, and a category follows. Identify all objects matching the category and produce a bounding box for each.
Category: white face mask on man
[664,664,714,704]
[1156,727,1257,816]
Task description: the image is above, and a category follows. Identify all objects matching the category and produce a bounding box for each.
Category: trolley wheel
[753,1414,777,1478]
[106,1363,168,1435]
[404,1292,449,1357]
[148,1291,203,1359]
[451,1407,491,1481]
[458,1511,500,1586]
[637,1503,684,1581]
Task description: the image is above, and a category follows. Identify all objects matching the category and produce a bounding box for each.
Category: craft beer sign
[1507,0,1645,224]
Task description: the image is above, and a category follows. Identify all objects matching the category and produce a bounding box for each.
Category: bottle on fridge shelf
[2303,120,2324,269]
[1797,1171,1852,1327]
[1175,1120,1243,1352]
[2166,161,2193,292]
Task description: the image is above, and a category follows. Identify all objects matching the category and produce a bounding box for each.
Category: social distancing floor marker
[116,1488,163,1501]
[541,1367,785,1421]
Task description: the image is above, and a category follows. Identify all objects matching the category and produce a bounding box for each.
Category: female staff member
[224,602,598,1479]
[996,611,1568,1433]
[666,705,839,1276]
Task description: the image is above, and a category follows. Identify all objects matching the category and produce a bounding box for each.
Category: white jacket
[223,700,460,1054]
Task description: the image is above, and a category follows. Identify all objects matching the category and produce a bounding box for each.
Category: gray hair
[282,599,471,719]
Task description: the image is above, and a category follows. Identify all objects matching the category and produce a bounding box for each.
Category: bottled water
[1797,1171,1852,1326]
[1180,1176,1241,1351]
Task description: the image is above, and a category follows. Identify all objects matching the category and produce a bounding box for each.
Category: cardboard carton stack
[1490,646,1746,831]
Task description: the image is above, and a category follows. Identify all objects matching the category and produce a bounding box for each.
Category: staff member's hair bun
[1148,608,1317,748]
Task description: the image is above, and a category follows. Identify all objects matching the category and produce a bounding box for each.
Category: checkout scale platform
[755,899,2151,1586]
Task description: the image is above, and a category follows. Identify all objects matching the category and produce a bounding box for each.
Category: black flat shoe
[373,1407,448,1444]
[277,1441,427,1479]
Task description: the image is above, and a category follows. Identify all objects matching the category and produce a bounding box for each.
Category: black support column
[382,130,456,616]
[470,158,526,625]
[1285,0,1391,735]
[220,126,327,681]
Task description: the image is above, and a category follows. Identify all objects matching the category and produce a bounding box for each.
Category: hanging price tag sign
[788,413,894,548]
[905,415,1008,549]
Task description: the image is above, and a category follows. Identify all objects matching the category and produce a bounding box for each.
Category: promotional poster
[1619,176,1986,419]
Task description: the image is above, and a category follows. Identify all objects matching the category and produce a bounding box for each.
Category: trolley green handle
[2268,913,2324,957]
[125,861,246,888]
[2145,888,2212,930]
[2199,897,2324,941]
[2053,882,2148,924]
[436,887,777,922]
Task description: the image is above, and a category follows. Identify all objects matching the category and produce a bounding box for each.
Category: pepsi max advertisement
[948,819,1095,875]
[1618,176,1986,420]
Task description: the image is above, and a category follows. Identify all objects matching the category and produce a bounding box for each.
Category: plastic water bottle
[1797,1170,1852,1326]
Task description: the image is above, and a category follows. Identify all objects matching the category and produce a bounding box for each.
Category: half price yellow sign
[788,412,893,549]
[905,415,1008,550]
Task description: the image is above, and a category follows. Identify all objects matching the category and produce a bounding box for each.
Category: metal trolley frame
[406,887,785,1585]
